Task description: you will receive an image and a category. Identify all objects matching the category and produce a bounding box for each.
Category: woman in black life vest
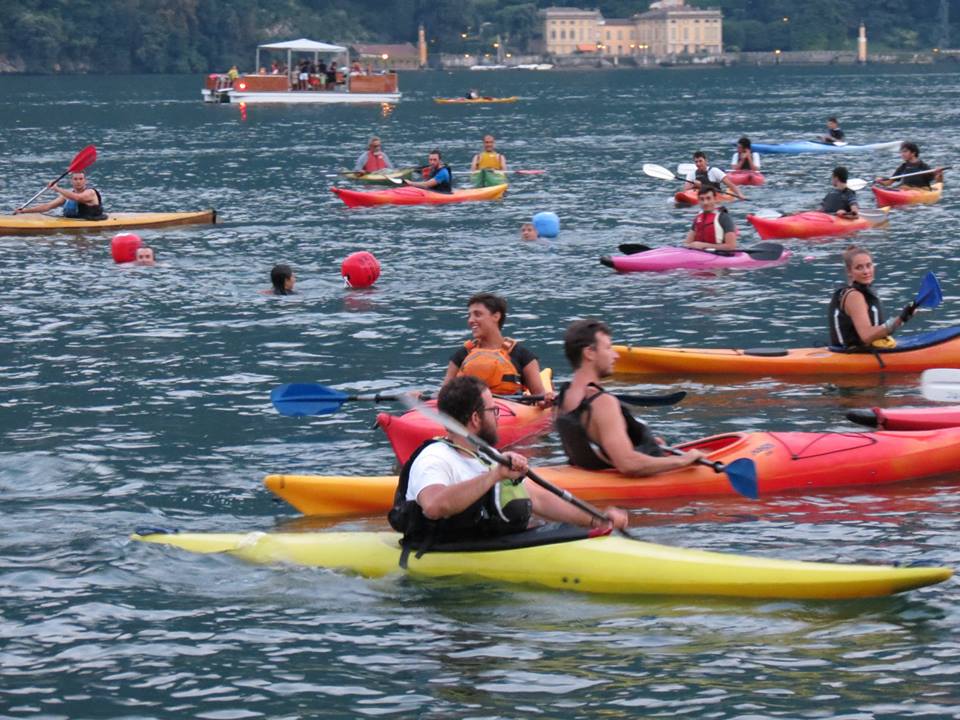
[828,246,915,349]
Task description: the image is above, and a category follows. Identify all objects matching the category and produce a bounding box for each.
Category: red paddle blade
[67,145,97,173]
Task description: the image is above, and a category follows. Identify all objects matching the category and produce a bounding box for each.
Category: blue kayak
[747,140,902,154]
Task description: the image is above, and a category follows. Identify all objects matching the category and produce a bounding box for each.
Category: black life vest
[828,282,885,347]
[555,383,663,471]
[428,163,453,193]
[64,188,105,220]
[388,439,532,559]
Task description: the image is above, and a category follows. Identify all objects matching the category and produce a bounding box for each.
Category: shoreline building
[541,1,722,60]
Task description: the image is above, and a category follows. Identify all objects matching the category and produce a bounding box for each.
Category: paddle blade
[914,272,943,309]
[752,208,783,219]
[271,383,349,417]
[642,163,677,181]
[616,390,686,407]
[724,458,759,499]
[514,169,545,175]
[743,242,784,261]
[618,243,651,255]
[676,163,696,175]
[846,178,868,191]
[68,145,97,173]
[920,369,960,402]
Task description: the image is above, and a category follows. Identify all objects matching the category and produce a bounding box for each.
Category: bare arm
[15,195,65,214]
[499,154,508,172]
[470,154,480,171]
[586,393,703,476]
[441,361,459,387]
[417,453,526,519]
[844,290,900,345]
[723,175,746,200]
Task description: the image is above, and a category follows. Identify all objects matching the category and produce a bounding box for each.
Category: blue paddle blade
[271,384,349,417]
[914,272,943,309]
[724,458,759,500]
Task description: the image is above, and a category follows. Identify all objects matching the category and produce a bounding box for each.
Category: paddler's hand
[13,207,23,214]
[899,303,917,324]
[678,449,707,465]
[590,507,629,531]
[536,390,556,409]
[495,451,528,482]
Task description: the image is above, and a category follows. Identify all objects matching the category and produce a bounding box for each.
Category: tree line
[0,0,955,73]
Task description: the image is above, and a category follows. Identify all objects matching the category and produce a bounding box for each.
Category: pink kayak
[847,406,960,431]
[600,244,789,273]
[727,170,766,186]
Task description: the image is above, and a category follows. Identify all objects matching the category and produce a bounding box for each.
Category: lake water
[2,65,960,718]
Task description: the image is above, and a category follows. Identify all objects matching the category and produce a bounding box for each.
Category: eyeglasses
[482,406,500,417]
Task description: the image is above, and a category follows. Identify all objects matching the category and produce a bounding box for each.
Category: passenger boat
[203,39,401,105]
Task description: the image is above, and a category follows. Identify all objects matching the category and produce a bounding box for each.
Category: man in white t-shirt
[684,151,746,200]
[400,376,628,539]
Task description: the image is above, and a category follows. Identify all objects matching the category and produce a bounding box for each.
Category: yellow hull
[132,528,952,599]
[0,210,217,235]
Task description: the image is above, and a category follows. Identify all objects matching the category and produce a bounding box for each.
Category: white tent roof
[258,38,347,53]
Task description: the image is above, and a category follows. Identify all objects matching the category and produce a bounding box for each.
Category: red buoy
[111,233,142,263]
[341,251,381,288]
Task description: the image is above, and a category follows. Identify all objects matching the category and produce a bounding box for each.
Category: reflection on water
[1,66,960,717]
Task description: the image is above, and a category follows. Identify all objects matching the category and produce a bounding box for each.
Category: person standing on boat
[683,151,746,200]
[820,166,859,218]
[684,185,737,252]
[14,171,104,219]
[821,117,845,145]
[442,293,554,405]
[388,375,629,546]
[470,135,508,172]
[730,137,761,171]
[354,137,393,174]
[875,142,942,189]
[404,150,453,193]
[828,246,914,349]
[556,319,705,475]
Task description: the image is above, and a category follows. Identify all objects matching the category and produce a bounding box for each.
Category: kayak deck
[331,184,508,208]
[0,210,217,235]
[131,524,952,599]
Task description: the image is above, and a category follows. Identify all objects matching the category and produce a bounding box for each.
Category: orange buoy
[341,251,381,288]
[111,233,142,263]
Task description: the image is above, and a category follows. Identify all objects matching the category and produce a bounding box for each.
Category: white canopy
[258,39,347,53]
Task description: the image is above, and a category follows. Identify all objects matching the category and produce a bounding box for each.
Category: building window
[551,30,556,39]
[560,29,566,39]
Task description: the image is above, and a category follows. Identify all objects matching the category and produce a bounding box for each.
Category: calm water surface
[2,66,960,718]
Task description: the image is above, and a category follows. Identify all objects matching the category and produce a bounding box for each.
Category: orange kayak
[264,427,960,518]
[747,208,889,240]
[331,184,507,208]
[612,326,960,376]
[376,370,554,464]
[871,182,943,206]
[847,405,960,431]
[674,189,738,205]
[434,96,519,104]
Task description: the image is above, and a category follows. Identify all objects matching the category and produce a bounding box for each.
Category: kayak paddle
[617,242,784,261]
[921,369,960,402]
[642,163,683,182]
[847,167,949,192]
[18,144,97,211]
[659,445,759,500]
[679,163,761,176]
[909,271,943,312]
[271,383,687,417]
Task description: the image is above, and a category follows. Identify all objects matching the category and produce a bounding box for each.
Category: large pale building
[634,3,723,57]
[541,7,603,56]
[541,1,722,58]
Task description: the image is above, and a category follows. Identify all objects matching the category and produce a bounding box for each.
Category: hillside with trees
[0,0,955,73]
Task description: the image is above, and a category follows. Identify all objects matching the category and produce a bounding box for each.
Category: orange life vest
[363,153,388,174]
[457,338,523,394]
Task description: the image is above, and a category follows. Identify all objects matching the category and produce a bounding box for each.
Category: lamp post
[774,48,781,65]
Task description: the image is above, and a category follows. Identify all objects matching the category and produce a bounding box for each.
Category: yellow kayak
[0,210,217,235]
[339,167,416,185]
[434,96,519,104]
[131,524,951,600]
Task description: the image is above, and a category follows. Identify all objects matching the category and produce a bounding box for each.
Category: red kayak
[375,370,554,464]
[847,405,960,431]
[675,188,739,205]
[747,208,889,240]
[332,184,507,208]
[727,170,766,186]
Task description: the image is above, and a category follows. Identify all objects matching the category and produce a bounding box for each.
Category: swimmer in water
[520,222,538,241]
[268,264,296,295]
[135,247,156,266]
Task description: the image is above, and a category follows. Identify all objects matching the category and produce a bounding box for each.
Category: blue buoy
[532,211,560,238]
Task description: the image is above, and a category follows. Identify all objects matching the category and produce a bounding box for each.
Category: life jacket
[692,208,728,245]
[363,152,388,174]
[555,383,663,470]
[736,153,753,171]
[457,338,523,394]
[828,282,885,347]
[64,189,105,220]
[387,439,532,564]
[428,163,453,193]
[694,167,721,186]
[475,151,504,171]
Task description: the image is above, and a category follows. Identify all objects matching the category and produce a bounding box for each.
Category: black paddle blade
[846,409,880,428]
[618,243,651,255]
[743,242,784,261]
[600,256,615,268]
[616,390,686,407]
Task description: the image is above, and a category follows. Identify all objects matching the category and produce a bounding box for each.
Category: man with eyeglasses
[388,376,628,545]
[354,136,393,174]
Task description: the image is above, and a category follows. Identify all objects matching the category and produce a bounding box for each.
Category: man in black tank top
[556,319,705,475]
[14,171,105,219]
